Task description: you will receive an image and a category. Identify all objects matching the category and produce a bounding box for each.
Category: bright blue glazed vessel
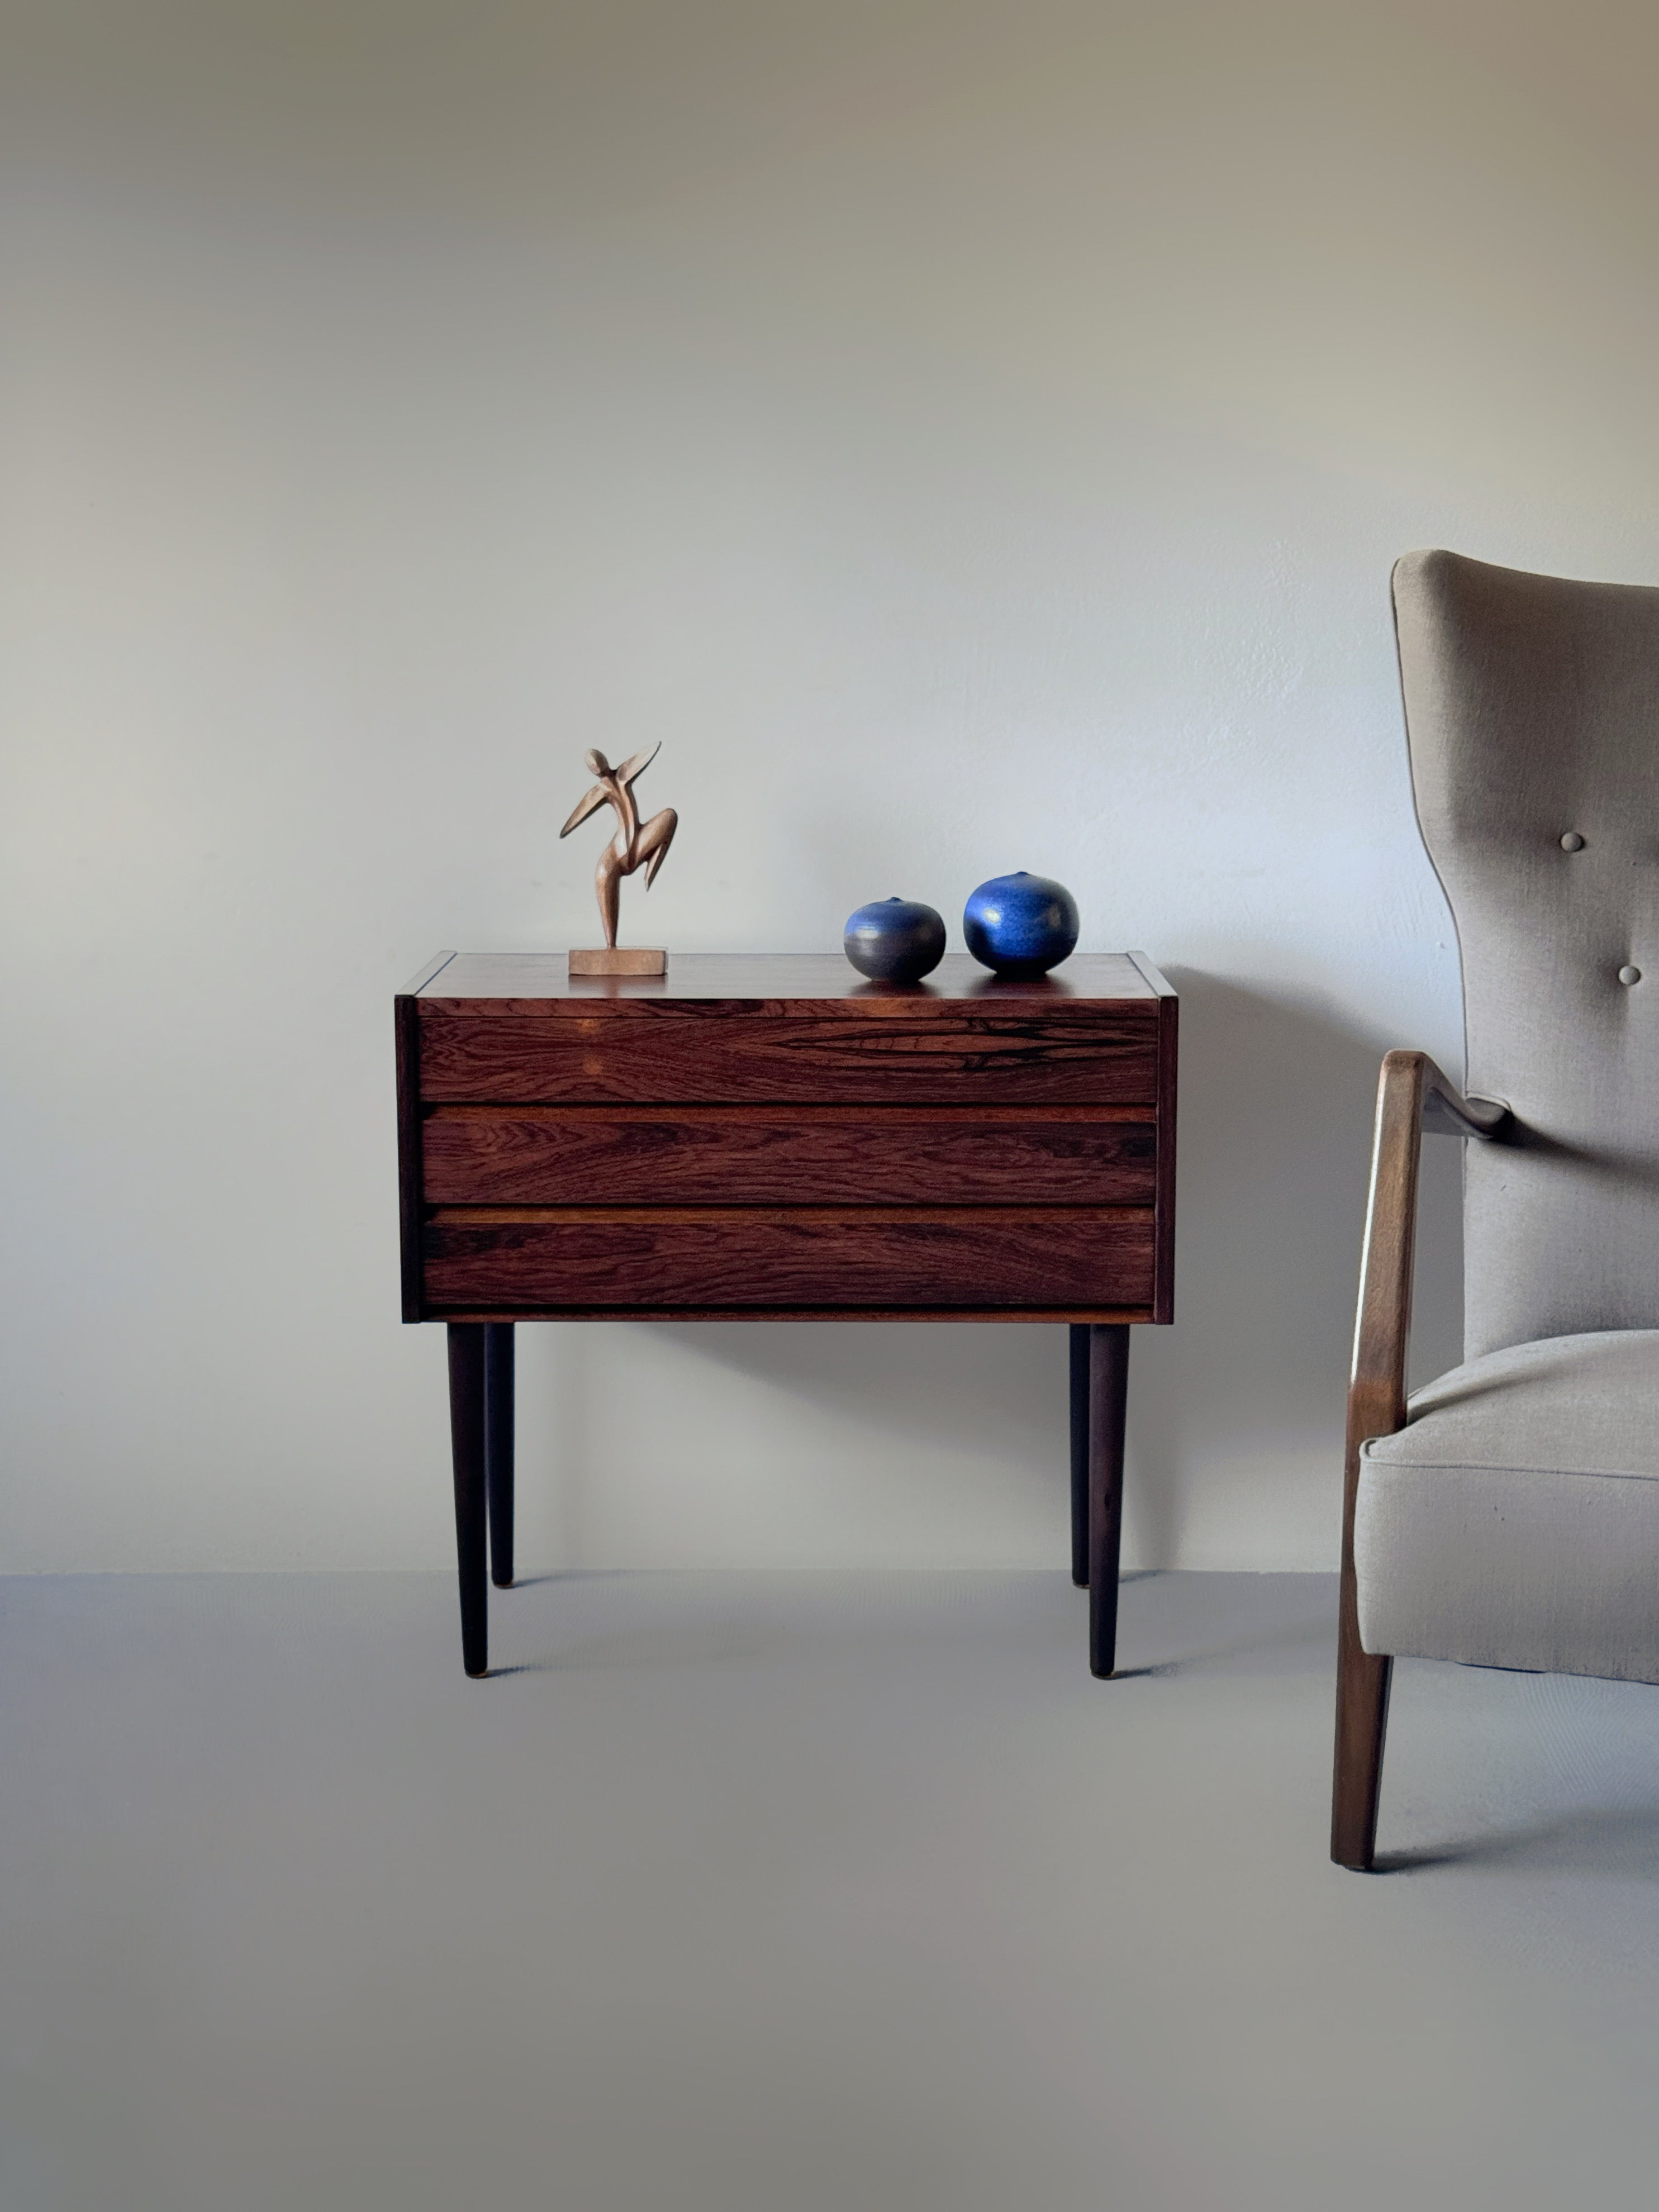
[843,897,947,983]
[962,872,1079,976]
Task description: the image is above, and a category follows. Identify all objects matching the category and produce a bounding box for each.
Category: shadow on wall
[525,969,1465,1571]
[1121,970,1462,1564]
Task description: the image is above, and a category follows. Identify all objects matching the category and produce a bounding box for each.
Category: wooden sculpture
[560,743,678,975]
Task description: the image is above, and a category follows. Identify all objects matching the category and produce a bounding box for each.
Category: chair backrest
[1393,549,1659,1359]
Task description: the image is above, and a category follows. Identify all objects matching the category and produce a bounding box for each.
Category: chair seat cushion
[1355,1329,1659,1681]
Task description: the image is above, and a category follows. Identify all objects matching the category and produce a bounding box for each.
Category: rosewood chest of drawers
[397,952,1176,1678]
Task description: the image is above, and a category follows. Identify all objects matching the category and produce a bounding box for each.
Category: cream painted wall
[6,0,1659,1571]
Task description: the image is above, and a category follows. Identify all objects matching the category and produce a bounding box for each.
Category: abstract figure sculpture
[560,743,678,975]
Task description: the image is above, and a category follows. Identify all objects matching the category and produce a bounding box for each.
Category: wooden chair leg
[1069,1324,1090,1588]
[1332,1635,1391,1869]
[1332,1445,1390,1867]
[485,1322,515,1589]
[447,1324,488,1678]
[1087,1323,1130,1677]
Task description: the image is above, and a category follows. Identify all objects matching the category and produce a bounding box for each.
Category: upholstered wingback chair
[1333,548,1659,1870]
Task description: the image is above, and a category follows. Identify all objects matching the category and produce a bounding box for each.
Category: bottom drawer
[422,1206,1155,1313]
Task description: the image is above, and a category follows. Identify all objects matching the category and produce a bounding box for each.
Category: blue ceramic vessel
[962,872,1078,976]
[843,897,947,983]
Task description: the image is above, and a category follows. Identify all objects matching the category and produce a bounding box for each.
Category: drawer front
[418,1004,1159,1105]
[421,1106,1157,1207]
[421,1207,1156,1312]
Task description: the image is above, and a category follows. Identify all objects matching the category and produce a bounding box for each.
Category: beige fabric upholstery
[1394,549,1659,1359]
[1354,551,1659,1677]
[1356,1332,1659,1679]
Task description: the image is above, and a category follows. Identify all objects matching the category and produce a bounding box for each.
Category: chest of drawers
[397,952,1176,1677]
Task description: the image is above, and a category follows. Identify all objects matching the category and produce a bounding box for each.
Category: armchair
[1333,549,1659,1870]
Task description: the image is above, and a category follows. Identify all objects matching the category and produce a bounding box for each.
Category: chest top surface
[410,952,1166,1010]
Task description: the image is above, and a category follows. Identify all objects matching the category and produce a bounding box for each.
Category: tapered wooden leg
[485,1323,515,1589]
[447,1324,488,1678]
[1087,1323,1130,1678]
[1333,1630,1391,1870]
[1332,1442,1391,1867]
[1069,1324,1090,1588]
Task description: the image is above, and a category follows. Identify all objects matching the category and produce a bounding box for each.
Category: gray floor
[4,1572,1659,2211]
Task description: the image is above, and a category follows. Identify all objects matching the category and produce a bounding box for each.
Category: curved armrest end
[1380,1049,1508,1140]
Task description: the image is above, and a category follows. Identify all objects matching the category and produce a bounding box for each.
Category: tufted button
[1619,964,1642,985]
[1560,831,1586,851]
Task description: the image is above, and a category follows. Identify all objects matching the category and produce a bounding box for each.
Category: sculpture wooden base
[569,948,667,976]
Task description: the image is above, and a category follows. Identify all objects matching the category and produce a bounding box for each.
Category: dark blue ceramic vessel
[843,897,947,983]
[962,872,1079,976]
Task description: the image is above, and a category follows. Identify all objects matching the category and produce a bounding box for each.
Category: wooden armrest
[1349,1050,1508,1444]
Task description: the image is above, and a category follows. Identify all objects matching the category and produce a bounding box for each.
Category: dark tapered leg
[447,1323,488,1678]
[1069,1325,1091,1587]
[1087,1324,1130,1678]
[1332,1628,1391,1870]
[1332,1443,1391,1866]
[485,1323,515,1589]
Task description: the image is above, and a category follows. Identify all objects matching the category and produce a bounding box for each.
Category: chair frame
[1331,1050,1510,1870]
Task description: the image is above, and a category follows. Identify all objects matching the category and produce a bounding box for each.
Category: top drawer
[417,1001,1161,1106]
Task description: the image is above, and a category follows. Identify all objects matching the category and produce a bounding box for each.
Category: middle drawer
[422,1105,1157,1208]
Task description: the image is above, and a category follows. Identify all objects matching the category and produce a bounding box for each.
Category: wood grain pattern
[419,1005,1159,1106]
[422,1206,1156,1312]
[421,1104,1158,1207]
[417,951,1154,1005]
